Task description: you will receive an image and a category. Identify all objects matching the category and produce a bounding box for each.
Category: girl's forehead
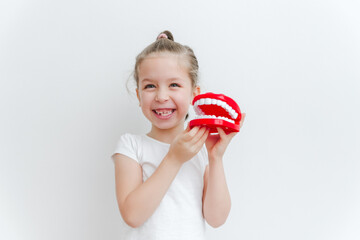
[144,52,189,67]
[139,54,190,79]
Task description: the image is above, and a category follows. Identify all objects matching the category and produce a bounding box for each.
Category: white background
[1,0,359,239]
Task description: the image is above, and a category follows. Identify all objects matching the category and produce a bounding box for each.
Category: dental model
[189,92,242,133]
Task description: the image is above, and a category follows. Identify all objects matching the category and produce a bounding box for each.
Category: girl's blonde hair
[133,30,199,89]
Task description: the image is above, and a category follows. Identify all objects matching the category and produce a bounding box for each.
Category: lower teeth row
[156,111,172,116]
[194,115,235,124]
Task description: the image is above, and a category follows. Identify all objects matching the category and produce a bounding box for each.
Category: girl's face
[136,54,199,131]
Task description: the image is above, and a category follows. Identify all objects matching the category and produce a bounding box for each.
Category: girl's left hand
[205,113,246,160]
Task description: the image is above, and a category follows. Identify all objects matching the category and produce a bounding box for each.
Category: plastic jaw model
[189,92,242,134]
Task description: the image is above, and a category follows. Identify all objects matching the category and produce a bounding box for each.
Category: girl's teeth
[155,110,173,116]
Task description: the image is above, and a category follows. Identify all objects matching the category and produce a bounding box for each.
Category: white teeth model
[194,115,235,124]
[234,112,238,119]
[205,98,211,105]
[194,97,238,122]
[219,101,225,108]
[195,107,204,116]
[225,105,230,113]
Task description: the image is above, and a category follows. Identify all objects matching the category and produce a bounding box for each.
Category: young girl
[112,30,245,240]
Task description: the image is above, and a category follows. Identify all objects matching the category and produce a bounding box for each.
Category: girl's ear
[136,88,141,106]
[192,85,201,100]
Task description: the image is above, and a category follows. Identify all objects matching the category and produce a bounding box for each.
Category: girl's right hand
[167,126,209,165]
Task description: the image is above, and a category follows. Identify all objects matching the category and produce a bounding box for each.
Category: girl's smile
[153,108,176,119]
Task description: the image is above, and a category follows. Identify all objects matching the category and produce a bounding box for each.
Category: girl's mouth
[152,109,176,119]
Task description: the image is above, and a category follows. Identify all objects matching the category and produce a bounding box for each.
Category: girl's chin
[151,119,186,131]
[152,122,183,130]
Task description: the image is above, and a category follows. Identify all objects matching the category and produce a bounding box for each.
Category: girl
[112,30,245,240]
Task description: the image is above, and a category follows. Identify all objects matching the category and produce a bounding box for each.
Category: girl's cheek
[141,93,154,104]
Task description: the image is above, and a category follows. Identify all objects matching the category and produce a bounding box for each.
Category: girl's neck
[147,122,186,144]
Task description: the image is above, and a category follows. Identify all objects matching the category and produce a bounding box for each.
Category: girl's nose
[155,89,169,102]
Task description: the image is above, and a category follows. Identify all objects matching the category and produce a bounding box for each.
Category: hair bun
[156,30,174,41]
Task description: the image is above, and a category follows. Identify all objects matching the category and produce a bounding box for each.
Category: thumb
[185,122,191,132]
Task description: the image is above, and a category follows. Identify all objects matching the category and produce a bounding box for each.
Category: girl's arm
[114,152,182,228]
[114,126,209,228]
[202,113,246,227]
[202,156,231,228]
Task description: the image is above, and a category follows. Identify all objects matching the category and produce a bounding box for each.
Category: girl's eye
[144,84,155,89]
[170,83,180,87]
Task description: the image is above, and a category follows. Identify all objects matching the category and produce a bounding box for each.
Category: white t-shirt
[112,133,209,240]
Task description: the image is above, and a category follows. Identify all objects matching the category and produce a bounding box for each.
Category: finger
[241,112,246,120]
[228,131,238,140]
[199,127,210,143]
[186,126,199,139]
[185,122,191,131]
[239,113,246,128]
[201,127,210,142]
[216,128,229,144]
[217,127,227,138]
[192,126,207,143]
[194,128,210,149]
[217,127,237,141]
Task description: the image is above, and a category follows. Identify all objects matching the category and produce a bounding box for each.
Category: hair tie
[157,33,168,40]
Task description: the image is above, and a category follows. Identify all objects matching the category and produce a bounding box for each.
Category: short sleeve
[199,145,209,166]
[111,133,139,163]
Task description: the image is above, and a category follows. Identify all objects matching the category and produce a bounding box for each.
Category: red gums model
[189,92,242,134]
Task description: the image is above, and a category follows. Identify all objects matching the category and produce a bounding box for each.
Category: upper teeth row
[155,110,172,116]
[194,115,235,124]
[194,98,238,119]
